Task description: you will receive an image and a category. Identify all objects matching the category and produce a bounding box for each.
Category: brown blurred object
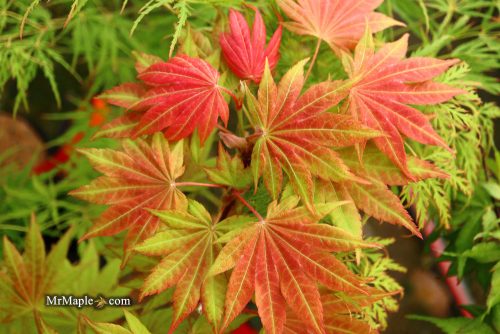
[409,269,451,317]
[366,221,452,333]
[0,113,44,168]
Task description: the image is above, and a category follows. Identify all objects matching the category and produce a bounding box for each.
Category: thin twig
[175,182,225,189]
[232,191,264,222]
[220,86,242,109]
[216,123,231,133]
[305,38,322,82]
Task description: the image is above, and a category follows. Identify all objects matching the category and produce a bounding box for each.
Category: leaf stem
[220,86,242,109]
[216,123,230,133]
[232,191,265,222]
[305,38,322,82]
[175,182,225,189]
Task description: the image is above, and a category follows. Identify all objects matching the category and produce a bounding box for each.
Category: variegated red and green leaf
[0,218,74,332]
[70,133,188,263]
[245,60,379,209]
[321,287,398,315]
[135,200,227,333]
[211,197,370,334]
[341,179,421,237]
[92,112,141,140]
[322,143,448,237]
[204,144,252,189]
[98,82,146,110]
[344,30,463,176]
[133,51,163,74]
[277,0,403,52]
[338,143,448,186]
[315,180,363,239]
[282,287,391,333]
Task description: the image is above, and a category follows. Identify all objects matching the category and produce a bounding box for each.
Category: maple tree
[64,1,465,333]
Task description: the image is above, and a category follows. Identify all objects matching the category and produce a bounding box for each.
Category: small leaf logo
[94,296,107,309]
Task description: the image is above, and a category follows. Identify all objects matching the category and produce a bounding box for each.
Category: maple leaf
[339,143,449,186]
[98,82,146,109]
[344,30,463,176]
[319,144,448,237]
[135,200,229,333]
[93,83,146,140]
[210,196,373,334]
[245,60,379,208]
[342,178,422,237]
[70,133,188,263]
[315,180,364,244]
[0,217,73,333]
[277,0,403,52]
[133,51,163,74]
[83,310,152,334]
[220,8,282,83]
[133,55,229,143]
[204,144,252,189]
[98,55,230,144]
[92,112,142,140]
[283,287,392,333]
[98,52,161,110]
[283,309,376,334]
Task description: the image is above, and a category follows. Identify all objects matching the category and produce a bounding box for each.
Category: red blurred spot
[53,148,70,164]
[71,132,85,144]
[33,160,57,174]
[91,97,108,111]
[89,111,106,127]
[33,96,108,175]
[232,323,256,334]
[33,134,82,174]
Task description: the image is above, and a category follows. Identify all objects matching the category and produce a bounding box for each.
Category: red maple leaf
[210,197,373,334]
[277,0,403,52]
[97,55,230,144]
[328,144,449,237]
[344,31,463,176]
[220,8,282,83]
[245,60,378,209]
[134,55,229,143]
[70,133,188,264]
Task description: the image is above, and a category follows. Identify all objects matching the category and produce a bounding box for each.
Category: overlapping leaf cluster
[0,218,130,333]
[66,0,467,333]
